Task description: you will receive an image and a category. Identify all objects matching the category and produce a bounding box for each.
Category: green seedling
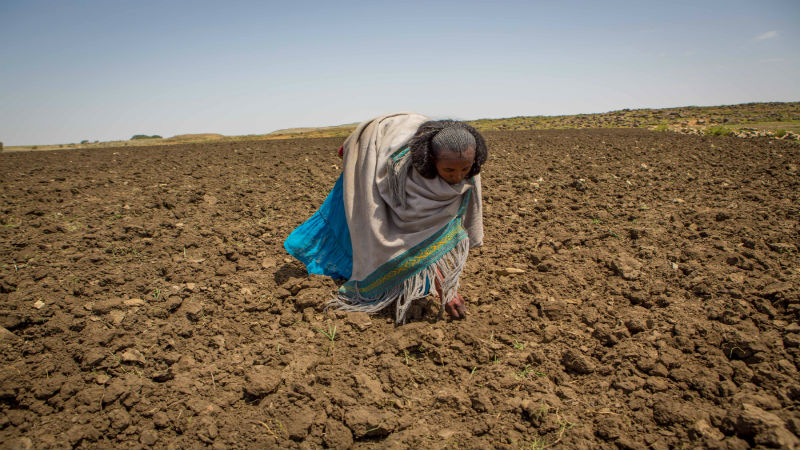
[556,418,574,438]
[316,324,336,342]
[535,400,549,419]
[152,287,161,300]
[409,367,426,380]
[528,437,547,450]
[591,218,602,225]
[514,365,532,380]
[403,349,414,365]
[316,324,337,356]
[276,420,286,435]
[514,365,546,380]
[513,339,525,350]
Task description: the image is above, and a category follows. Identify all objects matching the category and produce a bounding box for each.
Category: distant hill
[263,123,360,139]
[467,101,800,134]
[256,101,800,141]
[4,101,798,152]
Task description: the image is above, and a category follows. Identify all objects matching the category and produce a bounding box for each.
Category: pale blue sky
[1,0,798,145]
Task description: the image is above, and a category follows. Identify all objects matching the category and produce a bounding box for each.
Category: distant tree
[0,142,3,152]
[80,140,89,144]
[131,134,162,140]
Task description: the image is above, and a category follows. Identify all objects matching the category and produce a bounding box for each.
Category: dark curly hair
[407,120,488,179]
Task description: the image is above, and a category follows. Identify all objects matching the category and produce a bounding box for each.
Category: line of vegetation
[130,134,162,140]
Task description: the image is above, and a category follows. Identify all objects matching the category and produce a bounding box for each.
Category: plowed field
[1,129,799,449]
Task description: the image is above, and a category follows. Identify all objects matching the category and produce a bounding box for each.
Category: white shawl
[333,113,483,323]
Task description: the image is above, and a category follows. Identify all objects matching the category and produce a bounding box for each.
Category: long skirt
[284,174,353,280]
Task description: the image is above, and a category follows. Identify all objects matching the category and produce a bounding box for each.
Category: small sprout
[514,364,532,380]
[529,438,548,450]
[513,339,525,350]
[315,324,337,356]
[515,364,546,380]
[315,324,337,342]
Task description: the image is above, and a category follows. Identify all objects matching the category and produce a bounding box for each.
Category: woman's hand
[445,293,466,320]
[435,267,466,319]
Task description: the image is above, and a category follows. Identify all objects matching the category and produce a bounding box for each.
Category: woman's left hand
[445,293,466,320]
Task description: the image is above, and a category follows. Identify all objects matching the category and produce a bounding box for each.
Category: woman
[284,113,487,324]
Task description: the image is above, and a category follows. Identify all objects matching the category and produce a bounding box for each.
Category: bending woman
[284,113,487,324]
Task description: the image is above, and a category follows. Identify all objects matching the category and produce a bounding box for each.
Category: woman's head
[408,120,488,184]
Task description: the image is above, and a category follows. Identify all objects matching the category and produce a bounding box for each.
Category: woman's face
[434,147,475,185]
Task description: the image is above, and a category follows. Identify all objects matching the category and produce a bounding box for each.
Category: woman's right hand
[445,293,466,320]
[435,266,466,319]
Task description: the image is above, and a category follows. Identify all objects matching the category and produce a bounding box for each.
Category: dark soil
[1,129,799,449]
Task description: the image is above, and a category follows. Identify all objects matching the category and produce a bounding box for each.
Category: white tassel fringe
[329,237,470,324]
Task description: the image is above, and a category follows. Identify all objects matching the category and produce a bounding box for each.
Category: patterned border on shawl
[391,146,410,162]
[339,186,472,300]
